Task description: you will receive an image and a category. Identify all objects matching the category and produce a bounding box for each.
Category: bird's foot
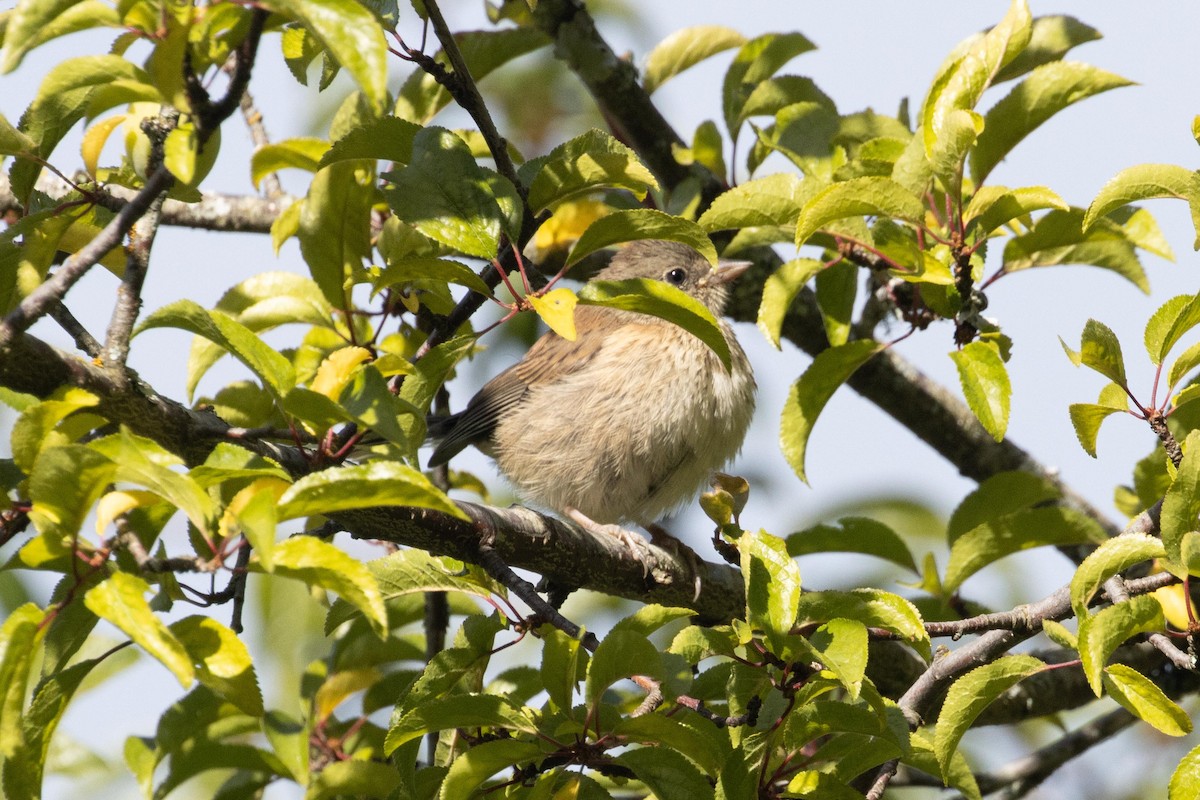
[645,523,703,601]
[566,507,652,576]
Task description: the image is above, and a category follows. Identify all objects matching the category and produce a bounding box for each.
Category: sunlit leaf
[780,340,883,484]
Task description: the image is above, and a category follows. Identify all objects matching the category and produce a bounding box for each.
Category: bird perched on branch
[429,239,756,556]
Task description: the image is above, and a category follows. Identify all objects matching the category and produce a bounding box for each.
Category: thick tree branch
[530,0,725,207]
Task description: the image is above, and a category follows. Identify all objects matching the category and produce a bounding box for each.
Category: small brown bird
[429,239,756,545]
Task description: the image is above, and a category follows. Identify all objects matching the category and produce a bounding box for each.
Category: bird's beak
[707,258,753,285]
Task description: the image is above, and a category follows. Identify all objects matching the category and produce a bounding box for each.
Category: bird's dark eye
[665,268,687,286]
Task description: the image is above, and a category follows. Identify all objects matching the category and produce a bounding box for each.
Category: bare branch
[48,301,103,358]
[0,167,174,342]
[972,708,1139,799]
[236,87,284,199]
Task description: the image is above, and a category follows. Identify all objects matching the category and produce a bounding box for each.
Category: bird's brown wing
[427,308,615,466]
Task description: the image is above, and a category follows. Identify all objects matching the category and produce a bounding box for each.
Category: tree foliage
[0,1,1199,798]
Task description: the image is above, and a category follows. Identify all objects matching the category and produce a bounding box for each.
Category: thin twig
[0,167,174,342]
[48,302,103,357]
[420,0,525,210]
[103,113,173,376]
[236,87,284,199]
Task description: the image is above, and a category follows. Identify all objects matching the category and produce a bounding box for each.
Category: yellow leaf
[310,346,373,399]
[58,219,127,273]
[531,199,611,258]
[81,115,125,177]
[1153,583,1196,630]
[529,288,578,341]
[95,490,162,535]
[314,668,380,722]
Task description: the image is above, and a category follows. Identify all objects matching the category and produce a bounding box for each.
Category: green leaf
[615,714,727,776]
[586,629,662,706]
[397,335,475,445]
[1,0,109,72]
[723,32,818,140]
[947,471,1060,543]
[1074,318,1128,387]
[26,444,115,549]
[170,616,263,717]
[540,627,584,714]
[136,299,296,397]
[337,364,417,451]
[385,693,536,753]
[740,529,802,652]
[1003,209,1149,292]
[299,159,376,307]
[439,738,545,799]
[384,127,520,260]
[1145,293,1200,366]
[0,604,47,758]
[9,55,158,199]
[267,536,388,638]
[921,0,1032,191]
[756,258,824,349]
[810,619,869,700]
[2,652,105,797]
[565,209,717,267]
[993,15,1102,83]
[972,62,1133,185]
[320,116,422,167]
[259,0,387,112]
[643,25,747,94]
[1170,341,1200,390]
[962,185,1068,239]
[698,173,814,233]
[89,429,216,535]
[739,76,837,129]
[815,260,856,347]
[527,129,658,213]
[249,137,329,188]
[943,506,1107,592]
[1069,402,1126,458]
[1078,594,1164,695]
[0,114,35,156]
[615,746,714,800]
[950,340,1011,442]
[186,272,333,400]
[84,573,194,686]
[933,655,1043,779]
[1084,164,1197,236]
[1070,534,1165,620]
[578,275,731,369]
[753,101,841,178]
[1102,664,1191,736]
[795,589,929,660]
[1171,743,1200,800]
[794,177,925,247]
[899,733,978,800]
[308,760,401,800]
[278,461,466,521]
[787,517,919,573]
[1042,619,1078,651]
[10,386,99,472]
[1161,430,1200,566]
[326,550,506,632]
[780,340,883,484]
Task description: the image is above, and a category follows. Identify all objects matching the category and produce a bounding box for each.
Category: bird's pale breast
[491,314,755,524]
